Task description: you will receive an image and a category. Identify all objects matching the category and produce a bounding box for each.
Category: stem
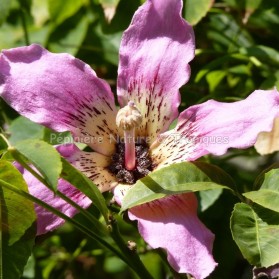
[0,134,11,148]
[124,128,136,170]
[109,215,154,279]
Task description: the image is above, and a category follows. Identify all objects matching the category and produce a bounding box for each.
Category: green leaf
[231,203,279,267]
[48,15,89,56]
[206,70,227,93]
[9,116,44,145]
[240,45,279,67]
[95,25,122,65]
[12,139,62,191]
[208,14,253,51]
[184,0,214,25]
[48,0,84,25]
[60,158,108,221]
[244,168,279,213]
[121,162,234,211]
[43,129,72,145]
[199,188,223,211]
[244,190,279,213]
[0,0,11,25]
[0,160,36,279]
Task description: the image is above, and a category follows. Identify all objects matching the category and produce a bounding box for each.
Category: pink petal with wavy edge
[0,44,118,155]
[26,171,91,235]
[117,0,195,143]
[151,89,279,167]
[128,194,217,279]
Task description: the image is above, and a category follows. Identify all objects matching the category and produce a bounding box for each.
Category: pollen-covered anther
[116,101,142,131]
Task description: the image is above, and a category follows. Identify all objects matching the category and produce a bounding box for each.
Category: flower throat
[108,101,153,184]
[108,141,153,184]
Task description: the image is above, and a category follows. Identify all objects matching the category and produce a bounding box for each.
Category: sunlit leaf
[244,168,279,212]
[43,129,72,146]
[48,0,84,25]
[31,0,49,27]
[12,139,62,191]
[9,116,44,145]
[206,70,227,93]
[121,162,234,211]
[184,0,214,25]
[231,203,279,267]
[0,160,36,279]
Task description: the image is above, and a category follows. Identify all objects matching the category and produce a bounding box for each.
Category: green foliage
[12,139,62,191]
[184,0,213,25]
[244,168,279,213]
[8,116,44,145]
[47,0,85,26]
[231,203,279,267]
[121,162,234,211]
[0,161,36,279]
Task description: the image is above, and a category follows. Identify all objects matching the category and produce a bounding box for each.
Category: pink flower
[1,0,279,278]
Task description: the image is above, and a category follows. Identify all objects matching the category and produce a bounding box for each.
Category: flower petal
[0,44,118,155]
[117,0,195,143]
[151,89,279,166]
[72,150,118,192]
[57,143,118,192]
[128,194,217,279]
[25,170,91,235]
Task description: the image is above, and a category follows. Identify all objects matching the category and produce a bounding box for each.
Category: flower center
[115,101,143,171]
[108,101,153,184]
[108,141,153,184]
